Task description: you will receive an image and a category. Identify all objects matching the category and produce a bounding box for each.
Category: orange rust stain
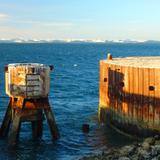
[99,58,160,131]
[99,61,109,107]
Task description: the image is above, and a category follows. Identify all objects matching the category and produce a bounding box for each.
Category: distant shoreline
[0,40,160,44]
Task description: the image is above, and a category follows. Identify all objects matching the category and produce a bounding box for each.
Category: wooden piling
[8,108,21,145]
[0,97,59,145]
[0,98,12,137]
[0,63,59,145]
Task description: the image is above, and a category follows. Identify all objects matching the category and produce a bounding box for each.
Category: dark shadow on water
[3,139,61,160]
[91,122,135,150]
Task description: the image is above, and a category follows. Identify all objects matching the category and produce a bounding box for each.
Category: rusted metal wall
[5,63,50,98]
[99,60,160,136]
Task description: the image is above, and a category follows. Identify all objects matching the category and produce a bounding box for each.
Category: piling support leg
[8,109,21,145]
[31,109,43,139]
[32,120,43,139]
[0,98,12,137]
[44,106,59,140]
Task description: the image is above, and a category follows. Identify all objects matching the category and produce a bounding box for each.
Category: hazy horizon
[0,38,158,42]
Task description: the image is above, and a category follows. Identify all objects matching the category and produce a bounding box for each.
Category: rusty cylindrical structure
[99,54,160,137]
[0,63,59,145]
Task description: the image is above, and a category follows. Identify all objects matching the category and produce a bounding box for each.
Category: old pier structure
[0,63,59,144]
[99,54,160,137]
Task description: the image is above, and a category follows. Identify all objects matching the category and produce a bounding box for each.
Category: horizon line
[0,38,160,44]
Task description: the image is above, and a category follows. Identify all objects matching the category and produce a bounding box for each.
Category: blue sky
[0,0,160,40]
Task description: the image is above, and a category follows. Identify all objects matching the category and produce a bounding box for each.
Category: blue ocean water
[0,42,160,160]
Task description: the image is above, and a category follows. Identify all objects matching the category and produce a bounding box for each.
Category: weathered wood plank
[133,67,139,123]
[138,66,143,122]
[44,107,60,140]
[154,68,160,127]
[8,110,21,145]
[148,68,155,127]
[0,98,12,137]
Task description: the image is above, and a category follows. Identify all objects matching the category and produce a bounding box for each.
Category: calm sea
[0,42,160,160]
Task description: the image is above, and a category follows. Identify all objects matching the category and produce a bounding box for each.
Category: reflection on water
[0,117,134,160]
[0,43,159,159]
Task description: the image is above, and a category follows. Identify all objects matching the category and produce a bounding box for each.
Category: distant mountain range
[0,39,160,44]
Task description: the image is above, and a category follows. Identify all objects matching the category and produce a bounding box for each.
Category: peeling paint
[5,63,50,98]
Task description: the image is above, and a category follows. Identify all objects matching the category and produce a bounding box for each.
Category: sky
[0,0,160,41]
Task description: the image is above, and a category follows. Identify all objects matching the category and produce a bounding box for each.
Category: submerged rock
[144,137,155,145]
[151,145,160,156]
[80,136,160,160]
[118,157,130,160]
[142,142,150,151]
[119,145,135,156]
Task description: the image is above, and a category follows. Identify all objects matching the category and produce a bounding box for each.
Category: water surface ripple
[0,43,160,159]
